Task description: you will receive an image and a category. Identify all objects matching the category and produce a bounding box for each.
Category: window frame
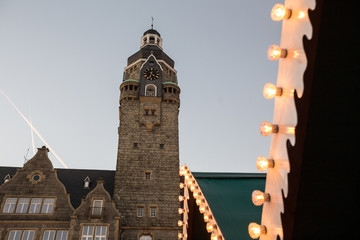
[2,197,56,214]
[42,230,68,240]
[137,207,144,217]
[149,207,157,218]
[3,197,17,213]
[91,199,104,216]
[81,225,107,240]
[8,230,35,240]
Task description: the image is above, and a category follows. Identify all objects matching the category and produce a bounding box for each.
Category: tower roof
[143,29,161,37]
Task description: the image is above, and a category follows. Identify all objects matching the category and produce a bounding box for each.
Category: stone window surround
[136,205,145,217]
[7,229,36,240]
[149,206,157,218]
[42,230,69,240]
[144,170,152,181]
[80,225,108,240]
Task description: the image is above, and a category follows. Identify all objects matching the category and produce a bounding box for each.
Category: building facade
[0,28,180,240]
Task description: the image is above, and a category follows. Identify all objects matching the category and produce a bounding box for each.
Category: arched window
[145,84,157,97]
[140,235,152,240]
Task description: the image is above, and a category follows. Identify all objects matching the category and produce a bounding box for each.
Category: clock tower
[114,28,180,239]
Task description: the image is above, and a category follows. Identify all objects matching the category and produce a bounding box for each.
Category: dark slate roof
[55,168,115,209]
[0,166,115,209]
[127,44,174,68]
[193,172,266,240]
[143,29,161,37]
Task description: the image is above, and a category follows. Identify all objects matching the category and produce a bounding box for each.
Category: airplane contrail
[0,88,69,168]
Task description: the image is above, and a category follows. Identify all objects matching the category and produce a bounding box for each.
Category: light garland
[179,165,225,240]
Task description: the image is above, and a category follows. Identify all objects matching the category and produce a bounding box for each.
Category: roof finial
[151,17,154,29]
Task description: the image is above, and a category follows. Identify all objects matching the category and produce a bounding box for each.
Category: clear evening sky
[0,0,281,172]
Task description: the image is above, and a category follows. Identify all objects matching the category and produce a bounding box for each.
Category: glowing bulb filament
[206,222,217,233]
[178,220,184,227]
[260,122,279,136]
[196,198,204,206]
[263,83,283,99]
[178,208,185,214]
[252,190,270,206]
[271,4,292,21]
[211,233,223,240]
[204,213,213,222]
[248,223,267,239]
[268,45,287,61]
[256,156,275,171]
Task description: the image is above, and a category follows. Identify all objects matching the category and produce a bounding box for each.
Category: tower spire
[151,16,154,29]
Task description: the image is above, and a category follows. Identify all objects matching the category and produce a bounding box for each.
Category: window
[16,198,30,213]
[150,207,156,217]
[81,226,94,240]
[160,144,164,149]
[133,143,138,149]
[29,198,42,213]
[41,198,55,213]
[145,172,151,180]
[2,197,55,214]
[151,110,155,115]
[43,230,68,240]
[137,207,144,217]
[140,235,152,240]
[8,230,35,240]
[92,199,103,216]
[145,84,156,97]
[94,226,107,240]
[81,226,107,240]
[3,198,17,213]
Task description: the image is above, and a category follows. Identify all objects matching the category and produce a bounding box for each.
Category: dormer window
[4,174,11,183]
[91,199,103,216]
[84,176,91,189]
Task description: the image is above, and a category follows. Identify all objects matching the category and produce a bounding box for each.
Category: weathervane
[151,17,154,29]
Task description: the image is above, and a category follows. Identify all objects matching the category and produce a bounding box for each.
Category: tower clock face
[143,67,160,80]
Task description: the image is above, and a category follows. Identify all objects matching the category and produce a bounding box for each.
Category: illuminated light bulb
[252,190,270,206]
[179,195,185,202]
[196,198,205,206]
[248,223,267,239]
[206,222,217,233]
[268,45,287,61]
[204,212,213,222]
[256,156,275,171]
[271,3,292,21]
[178,220,184,227]
[187,179,195,186]
[179,170,186,176]
[211,233,223,240]
[199,204,209,214]
[190,185,198,192]
[178,208,185,214]
[260,121,279,136]
[180,165,188,171]
[178,232,184,239]
[184,175,190,180]
[193,191,202,198]
[179,183,185,189]
[263,83,283,99]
